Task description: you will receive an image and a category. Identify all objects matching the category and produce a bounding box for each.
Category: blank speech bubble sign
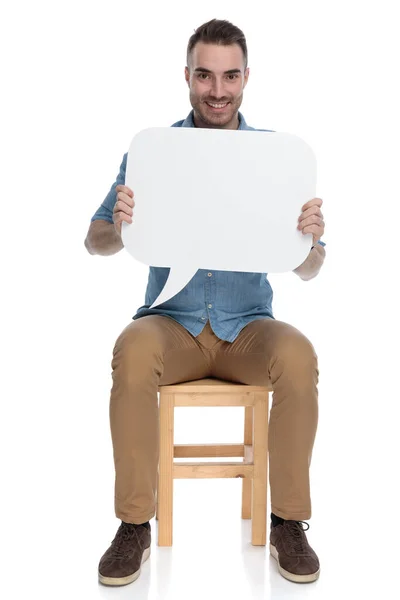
[121,127,316,309]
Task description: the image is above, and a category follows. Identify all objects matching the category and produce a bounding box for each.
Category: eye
[228,74,239,80]
[198,73,209,80]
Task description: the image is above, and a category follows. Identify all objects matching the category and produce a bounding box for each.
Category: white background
[1,1,399,598]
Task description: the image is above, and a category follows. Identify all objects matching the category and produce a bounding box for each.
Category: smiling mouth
[205,101,230,111]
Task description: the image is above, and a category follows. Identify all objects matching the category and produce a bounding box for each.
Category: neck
[193,110,239,130]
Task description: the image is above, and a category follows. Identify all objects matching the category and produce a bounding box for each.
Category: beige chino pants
[109,315,319,524]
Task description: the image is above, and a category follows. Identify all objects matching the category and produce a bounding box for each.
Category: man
[85,19,326,586]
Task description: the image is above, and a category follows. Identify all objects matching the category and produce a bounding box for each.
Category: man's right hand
[113,185,135,236]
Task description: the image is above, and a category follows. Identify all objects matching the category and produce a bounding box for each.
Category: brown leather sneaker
[98,521,151,586]
[269,520,320,583]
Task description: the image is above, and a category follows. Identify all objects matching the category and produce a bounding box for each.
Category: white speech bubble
[121,127,316,309]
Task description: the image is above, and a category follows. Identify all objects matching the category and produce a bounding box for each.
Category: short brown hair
[187,19,248,70]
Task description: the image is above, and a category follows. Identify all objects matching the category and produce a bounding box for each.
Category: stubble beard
[190,92,243,129]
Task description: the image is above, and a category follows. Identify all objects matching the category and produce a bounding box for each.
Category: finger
[298,206,323,221]
[121,213,133,224]
[116,185,134,197]
[297,214,324,229]
[302,197,323,211]
[114,200,134,217]
[116,191,135,207]
[115,192,135,210]
[114,212,133,226]
[298,215,323,228]
[302,224,323,236]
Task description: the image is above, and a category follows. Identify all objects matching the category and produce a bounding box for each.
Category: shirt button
[208,304,213,308]
[208,273,213,277]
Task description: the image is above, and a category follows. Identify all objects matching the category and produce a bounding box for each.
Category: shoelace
[282,520,310,554]
[109,523,141,559]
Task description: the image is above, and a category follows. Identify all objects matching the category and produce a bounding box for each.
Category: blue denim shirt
[91,109,326,342]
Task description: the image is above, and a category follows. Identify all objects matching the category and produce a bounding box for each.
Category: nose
[210,77,225,100]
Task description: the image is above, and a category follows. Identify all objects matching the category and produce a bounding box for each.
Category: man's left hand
[297,197,325,246]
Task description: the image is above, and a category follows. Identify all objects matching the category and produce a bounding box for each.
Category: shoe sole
[98,545,151,586]
[269,543,320,583]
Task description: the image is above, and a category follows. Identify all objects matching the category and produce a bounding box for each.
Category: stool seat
[156,377,272,546]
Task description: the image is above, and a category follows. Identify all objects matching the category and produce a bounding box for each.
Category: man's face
[185,42,249,130]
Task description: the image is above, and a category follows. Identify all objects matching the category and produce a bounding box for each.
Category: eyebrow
[194,67,242,75]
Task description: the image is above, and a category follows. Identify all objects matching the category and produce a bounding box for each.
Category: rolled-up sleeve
[90,153,128,223]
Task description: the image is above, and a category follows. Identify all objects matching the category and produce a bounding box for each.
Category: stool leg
[155,466,159,520]
[242,406,253,519]
[157,392,174,546]
[156,392,160,521]
[251,391,269,546]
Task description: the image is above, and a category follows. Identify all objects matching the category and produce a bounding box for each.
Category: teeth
[208,102,227,108]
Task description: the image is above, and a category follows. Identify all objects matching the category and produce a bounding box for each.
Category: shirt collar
[182,109,249,130]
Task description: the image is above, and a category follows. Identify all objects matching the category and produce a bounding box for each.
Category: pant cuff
[271,506,311,521]
[116,510,156,524]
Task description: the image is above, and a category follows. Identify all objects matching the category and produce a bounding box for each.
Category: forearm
[293,243,326,280]
[84,222,124,256]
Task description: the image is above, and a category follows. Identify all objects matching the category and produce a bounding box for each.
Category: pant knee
[271,331,318,380]
[111,326,164,377]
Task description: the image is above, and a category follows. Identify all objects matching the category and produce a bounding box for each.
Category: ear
[243,67,250,88]
[184,66,190,86]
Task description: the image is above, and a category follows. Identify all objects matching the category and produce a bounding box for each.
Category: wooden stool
[156,378,271,546]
